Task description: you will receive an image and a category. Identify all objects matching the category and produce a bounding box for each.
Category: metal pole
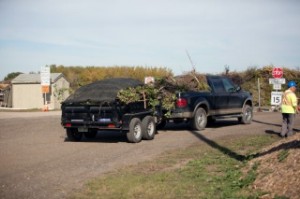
[44,92,45,111]
[258,78,261,111]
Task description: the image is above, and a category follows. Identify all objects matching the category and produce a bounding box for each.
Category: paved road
[0,111,299,199]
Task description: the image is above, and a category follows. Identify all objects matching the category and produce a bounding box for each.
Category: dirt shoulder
[246,133,300,199]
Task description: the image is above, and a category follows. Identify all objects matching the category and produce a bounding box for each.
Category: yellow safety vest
[281,89,298,113]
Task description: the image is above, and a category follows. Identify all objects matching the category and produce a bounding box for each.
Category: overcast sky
[1,0,300,80]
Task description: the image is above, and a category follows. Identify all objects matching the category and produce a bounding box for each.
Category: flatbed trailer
[61,78,163,143]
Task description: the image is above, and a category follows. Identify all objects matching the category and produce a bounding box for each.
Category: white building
[10,73,69,110]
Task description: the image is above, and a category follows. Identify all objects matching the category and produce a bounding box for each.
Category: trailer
[61,78,163,143]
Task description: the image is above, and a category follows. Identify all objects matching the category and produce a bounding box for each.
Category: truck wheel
[66,128,82,141]
[190,107,207,131]
[142,116,156,140]
[84,129,97,139]
[238,104,253,124]
[126,118,143,143]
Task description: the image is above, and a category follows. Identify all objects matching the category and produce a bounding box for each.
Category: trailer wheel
[66,128,82,141]
[142,116,156,140]
[126,118,142,143]
[84,129,98,139]
[190,107,207,131]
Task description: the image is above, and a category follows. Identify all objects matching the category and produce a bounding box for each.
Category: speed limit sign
[271,91,282,105]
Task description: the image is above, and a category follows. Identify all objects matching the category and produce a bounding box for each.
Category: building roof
[11,73,65,84]
[0,84,10,89]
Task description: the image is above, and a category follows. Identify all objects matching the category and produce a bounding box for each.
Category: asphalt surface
[0,111,299,199]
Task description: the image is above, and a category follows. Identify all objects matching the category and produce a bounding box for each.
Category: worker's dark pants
[281,113,296,137]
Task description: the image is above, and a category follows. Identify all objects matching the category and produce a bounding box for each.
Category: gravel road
[0,111,299,199]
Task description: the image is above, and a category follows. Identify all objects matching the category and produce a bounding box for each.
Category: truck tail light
[65,123,72,127]
[176,98,187,108]
[108,124,116,128]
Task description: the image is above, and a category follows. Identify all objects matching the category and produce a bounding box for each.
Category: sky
[1,0,300,80]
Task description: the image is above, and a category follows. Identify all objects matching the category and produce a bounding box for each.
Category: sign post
[269,67,284,108]
[41,65,50,111]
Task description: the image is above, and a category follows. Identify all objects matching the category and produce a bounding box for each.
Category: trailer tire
[190,107,207,131]
[126,118,143,143]
[84,129,97,139]
[142,116,156,140]
[66,128,83,141]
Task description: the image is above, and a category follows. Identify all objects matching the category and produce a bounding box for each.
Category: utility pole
[258,78,261,111]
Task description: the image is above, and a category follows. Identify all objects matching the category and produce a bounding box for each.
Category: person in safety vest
[280,80,298,137]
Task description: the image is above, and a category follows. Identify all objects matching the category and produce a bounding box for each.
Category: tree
[3,72,23,81]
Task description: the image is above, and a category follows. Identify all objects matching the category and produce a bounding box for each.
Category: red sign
[272,67,283,78]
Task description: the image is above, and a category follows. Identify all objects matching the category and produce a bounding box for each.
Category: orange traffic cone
[43,104,49,112]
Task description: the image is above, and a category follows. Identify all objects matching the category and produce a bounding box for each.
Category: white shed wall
[12,84,43,109]
[51,77,70,110]
[12,76,70,110]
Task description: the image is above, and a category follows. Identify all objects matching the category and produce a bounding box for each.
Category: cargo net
[63,78,142,104]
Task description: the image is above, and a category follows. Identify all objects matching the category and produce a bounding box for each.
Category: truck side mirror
[236,86,241,92]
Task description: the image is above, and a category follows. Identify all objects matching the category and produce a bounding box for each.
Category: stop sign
[272,67,283,78]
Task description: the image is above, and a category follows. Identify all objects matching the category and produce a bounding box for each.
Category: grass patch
[70,134,280,199]
[277,149,289,162]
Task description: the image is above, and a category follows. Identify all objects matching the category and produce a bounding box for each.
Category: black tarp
[63,78,142,104]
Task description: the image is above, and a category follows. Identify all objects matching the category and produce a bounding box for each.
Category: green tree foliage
[50,64,300,107]
[227,65,300,107]
[117,73,210,117]
[50,65,173,93]
[3,72,23,81]
[117,82,175,117]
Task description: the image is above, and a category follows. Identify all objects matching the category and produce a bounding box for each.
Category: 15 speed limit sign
[271,91,282,105]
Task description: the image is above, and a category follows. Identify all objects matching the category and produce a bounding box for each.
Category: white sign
[144,76,155,85]
[41,65,50,86]
[269,78,286,84]
[271,91,283,105]
[273,84,282,90]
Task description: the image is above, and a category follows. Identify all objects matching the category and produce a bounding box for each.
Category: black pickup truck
[168,75,253,130]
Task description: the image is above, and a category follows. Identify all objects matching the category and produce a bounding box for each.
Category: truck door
[209,77,228,115]
[222,77,244,113]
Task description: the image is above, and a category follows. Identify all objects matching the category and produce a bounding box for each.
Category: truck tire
[190,107,207,131]
[142,116,156,140]
[66,128,83,141]
[126,118,143,143]
[84,129,97,139]
[238,104,253,124]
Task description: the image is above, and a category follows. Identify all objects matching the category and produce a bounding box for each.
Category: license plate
[78,127,88,132]
[98,118,112,122]
[71,119,84,122]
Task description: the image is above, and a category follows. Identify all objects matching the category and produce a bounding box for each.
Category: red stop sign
[272,68,283,78]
